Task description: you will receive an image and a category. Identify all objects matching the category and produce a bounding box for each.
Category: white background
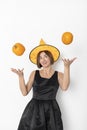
[0,0,87,130]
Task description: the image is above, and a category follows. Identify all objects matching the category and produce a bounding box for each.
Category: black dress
[18,70,63,130]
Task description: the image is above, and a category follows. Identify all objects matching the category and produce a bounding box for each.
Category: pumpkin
[12,43,25,56]
[62,32,73,45]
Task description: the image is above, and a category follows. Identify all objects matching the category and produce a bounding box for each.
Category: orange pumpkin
[12,43,25,56]
[62,32,73,45]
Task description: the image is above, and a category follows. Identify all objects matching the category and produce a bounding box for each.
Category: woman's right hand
[11,68,24,77]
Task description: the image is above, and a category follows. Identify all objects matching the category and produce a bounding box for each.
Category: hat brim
[29,44,60,64]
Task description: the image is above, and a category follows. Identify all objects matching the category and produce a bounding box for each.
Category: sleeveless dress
[18,70,63,130]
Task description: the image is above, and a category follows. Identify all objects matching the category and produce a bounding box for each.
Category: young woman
[11,39,76,130]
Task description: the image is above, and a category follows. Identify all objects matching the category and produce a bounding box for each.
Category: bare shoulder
[27,70,36,85]
[26,70,37,92]
[57,71,64,80]
[57,71,64,88]
[30,70,36,75]
[29,70,36,79]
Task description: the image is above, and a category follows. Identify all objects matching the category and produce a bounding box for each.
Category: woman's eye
[44,55,48,58]
[40,57,42,60]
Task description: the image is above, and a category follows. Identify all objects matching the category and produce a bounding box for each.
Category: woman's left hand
[62,57,77,67]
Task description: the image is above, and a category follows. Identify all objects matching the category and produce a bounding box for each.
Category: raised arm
[11,68,35,96]
[58,57,76,90]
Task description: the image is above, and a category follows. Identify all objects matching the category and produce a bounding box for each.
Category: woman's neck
[42,66,54,75]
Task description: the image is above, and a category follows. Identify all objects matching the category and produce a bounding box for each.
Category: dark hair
[37,50,54,68]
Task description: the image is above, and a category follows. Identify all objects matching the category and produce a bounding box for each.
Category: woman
[11,39,76,130]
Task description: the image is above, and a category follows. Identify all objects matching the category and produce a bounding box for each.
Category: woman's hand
[62,57,77,68]
[11,68,24,77]
[58,57,77,90]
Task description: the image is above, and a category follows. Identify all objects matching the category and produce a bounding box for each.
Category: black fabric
[18,70,63,130]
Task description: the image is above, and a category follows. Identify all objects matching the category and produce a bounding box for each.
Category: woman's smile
[39,52,51,67]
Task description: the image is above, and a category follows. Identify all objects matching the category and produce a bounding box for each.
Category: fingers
[62,58,69,64]
[11,68,18,73]
[62,57,77,62]
[70,57,77,64]
[11,68,24,75]
[62,57,77,67]
[62,59,69,66]
[71,57,77,62]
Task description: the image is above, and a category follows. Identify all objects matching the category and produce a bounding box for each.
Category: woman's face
[39,52,51,68]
